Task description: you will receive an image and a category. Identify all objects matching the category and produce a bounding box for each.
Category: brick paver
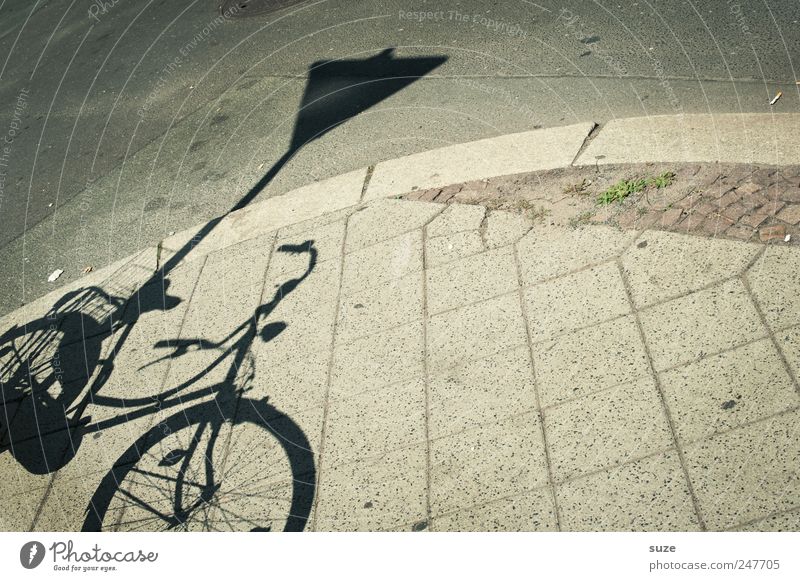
[402,163,800,245]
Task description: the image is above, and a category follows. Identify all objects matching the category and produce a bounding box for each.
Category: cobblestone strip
[401,163,800,245]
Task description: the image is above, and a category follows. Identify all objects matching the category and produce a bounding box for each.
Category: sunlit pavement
[2,192,799,531]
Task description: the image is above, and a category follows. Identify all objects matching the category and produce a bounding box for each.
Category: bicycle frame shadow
[0,48,447,531]
[83,242,319,531]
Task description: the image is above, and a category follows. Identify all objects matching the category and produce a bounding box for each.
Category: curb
[4,113,800,327]
[576,114,800,166]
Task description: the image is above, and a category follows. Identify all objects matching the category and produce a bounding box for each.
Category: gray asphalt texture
[0,0,799,316]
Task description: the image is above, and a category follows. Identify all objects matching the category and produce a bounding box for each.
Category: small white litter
[47,269,64,282]
[785,234,792,242]
[770,91,782,105]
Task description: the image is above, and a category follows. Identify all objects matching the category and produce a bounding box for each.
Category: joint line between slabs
[738,265,800,399]
[310,208,351,531]
[420,205,447,531]
[513,237,563,531]
[204,230,281,527]
[614,257,708,532]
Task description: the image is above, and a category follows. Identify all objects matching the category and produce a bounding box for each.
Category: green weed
[596,171,676,206]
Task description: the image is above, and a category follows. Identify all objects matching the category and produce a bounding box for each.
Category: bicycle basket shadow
[0,275,182,475]
[82,242,318,531]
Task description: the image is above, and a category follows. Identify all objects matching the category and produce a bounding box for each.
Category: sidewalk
[2,115,800,531]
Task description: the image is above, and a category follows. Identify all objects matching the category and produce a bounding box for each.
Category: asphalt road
[1,0,799,315]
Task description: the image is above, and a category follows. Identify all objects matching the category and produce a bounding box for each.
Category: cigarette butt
[770,91,782,105]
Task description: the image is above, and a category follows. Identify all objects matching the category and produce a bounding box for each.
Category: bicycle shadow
[0,48,447,531]
[83,242,319,531]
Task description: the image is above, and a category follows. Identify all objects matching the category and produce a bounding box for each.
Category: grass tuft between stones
[597,171,676,206]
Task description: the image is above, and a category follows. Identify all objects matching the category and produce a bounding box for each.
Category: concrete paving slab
[250,348,330,418]
[683,409,800,530]
[426,204,486,238]
[427,347,536,439]
[746,246,800,332]
[267,219,346,277]
[533,315,650,408]
[517,225,637,285]
[524,261,631,343]
[429,411,548,516]
[0,428,55,520]
[639,279,767,371]
[336,272,423,345]
[557,451,701,531]
[1,261,202,490]
[426,292,527,371]
[159,237,272,399]
[276,207,354,241]
[426,246,518,315]
[315,444,427,532]
[341,230,423,295]
[345,199,443,253]
[621,230,761,309]
[330,321,424,399]
[433,488,558,532]
[0,488,46,531]
[660,339,800,444]
[365,124,595,200]
[3,367,101,444]
[33,469,112,532]
[323,378,425,467]
[484,210,532,250]
[207,404,323,532]
[425,230,485,268]
[544,378,673,483]
[76,261,205,426]
[257,259,341,360]
[32,413,167,531]
[182,236,273,340]
[47,401,317,532]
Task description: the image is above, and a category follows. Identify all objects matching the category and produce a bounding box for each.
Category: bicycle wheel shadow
[2,48,447,531]
[83,242,320,531]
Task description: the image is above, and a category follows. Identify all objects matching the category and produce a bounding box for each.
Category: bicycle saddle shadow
[259,322,286,342]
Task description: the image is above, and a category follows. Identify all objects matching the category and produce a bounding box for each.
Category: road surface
[0,0,798,314]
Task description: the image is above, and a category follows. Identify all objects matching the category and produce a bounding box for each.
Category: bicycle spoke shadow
[0,48,447,531]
